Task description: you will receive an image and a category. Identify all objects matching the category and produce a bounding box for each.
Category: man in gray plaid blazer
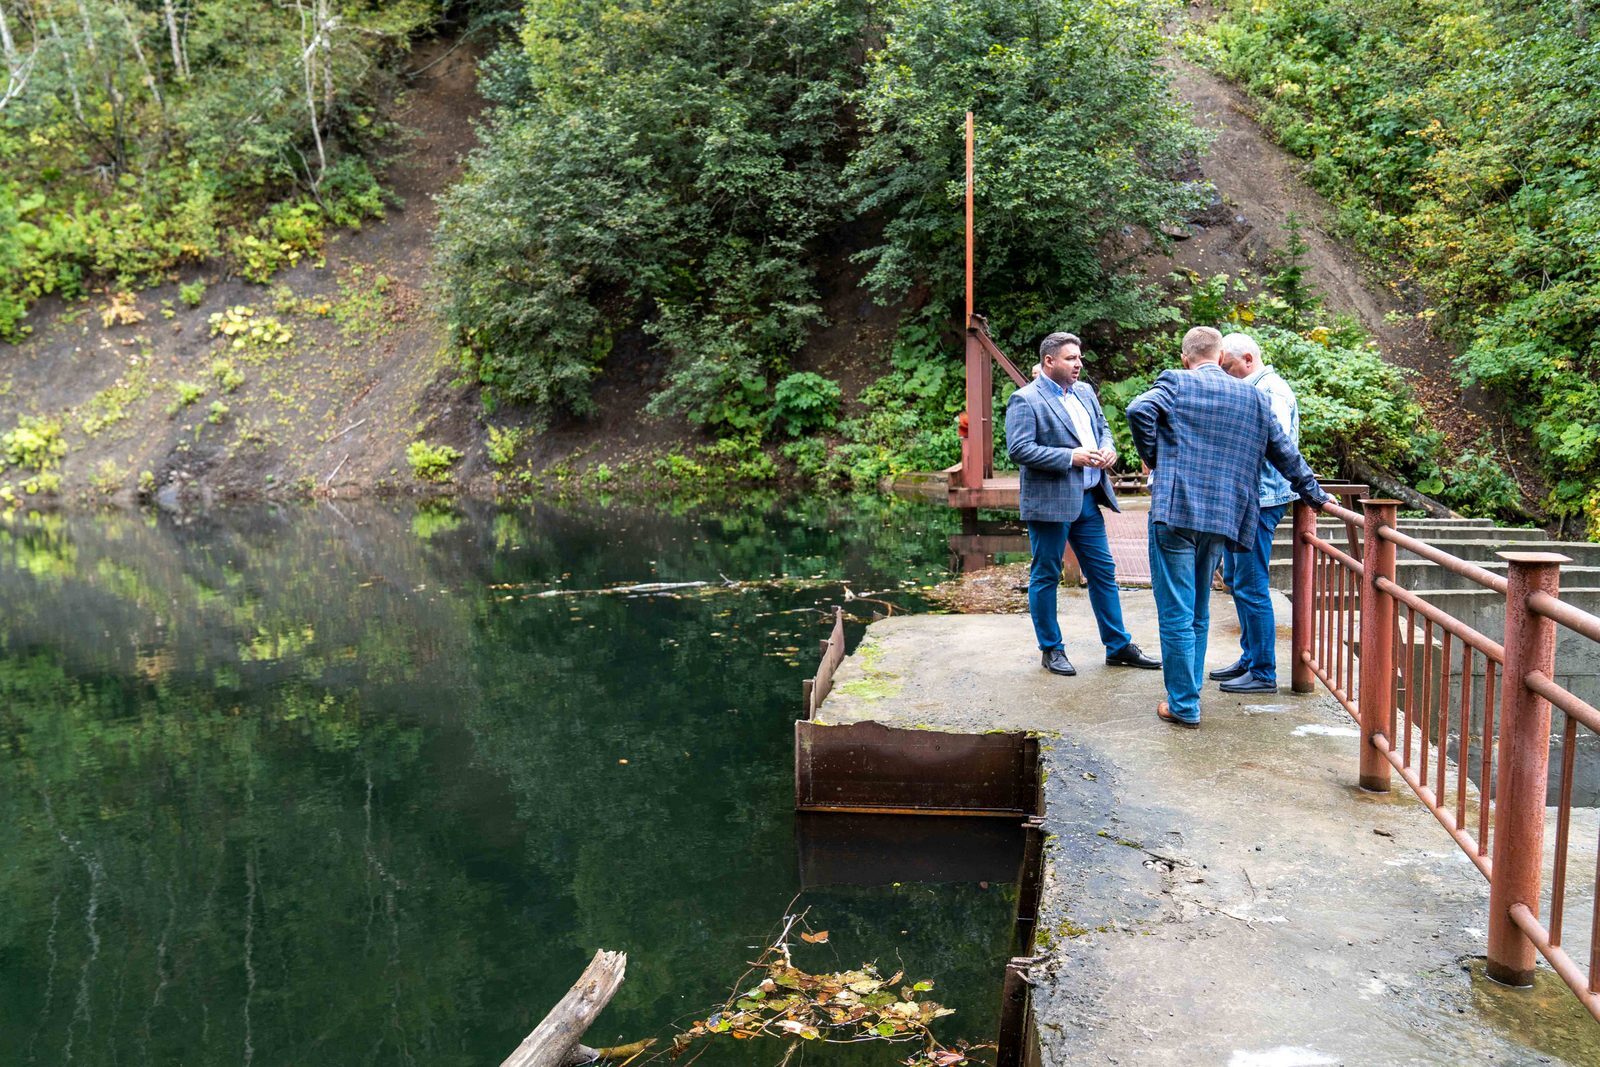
[1006,332,1161,678]
[1126,326,1330,728]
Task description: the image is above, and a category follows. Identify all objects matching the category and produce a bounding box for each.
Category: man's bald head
[1181,326,1223,368]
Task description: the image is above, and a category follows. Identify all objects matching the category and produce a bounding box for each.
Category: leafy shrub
[407,441,463,483]
[770,373,842,437]
[2,416,67,472]
[210,360,246,393]
[179,281,207,308]
[170,382,207,414]
[438,0,1206,432]
[1203,0,1600,528]
[486,425,528,466]
[208,305,294,361]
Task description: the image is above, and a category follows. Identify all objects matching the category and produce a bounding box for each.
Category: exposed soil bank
[0,35,491,506]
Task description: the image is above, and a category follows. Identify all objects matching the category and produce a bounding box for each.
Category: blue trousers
[1026,493,1132,656]
[1225,504,1287,684]
[1149,521,1228,724]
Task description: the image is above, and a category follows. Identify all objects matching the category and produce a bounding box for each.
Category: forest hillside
[0,0,1593,535]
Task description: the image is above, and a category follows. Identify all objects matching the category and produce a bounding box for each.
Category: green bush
[1202,0,1600,528]
[439,0,1207,433]
[0,2,432,338]
[486,425,528,467]
[169,381,207,415]
[407,441,463,483]
[180,280,208,308]
[210,359,246,393]
[770,373,842,437]
[2,416,67,472]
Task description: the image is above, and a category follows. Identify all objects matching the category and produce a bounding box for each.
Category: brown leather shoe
[1156,701,1199,729]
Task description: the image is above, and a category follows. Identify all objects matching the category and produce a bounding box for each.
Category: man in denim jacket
[1209,332,1301,694]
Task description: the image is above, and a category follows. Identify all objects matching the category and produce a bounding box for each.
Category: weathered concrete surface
[816,590,1600,1065]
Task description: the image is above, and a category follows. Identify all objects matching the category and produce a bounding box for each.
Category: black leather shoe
[1219,673,1278,694]
[1041,648,1076,676]
[1105,643,1161,669]
[1208,658,1250,682]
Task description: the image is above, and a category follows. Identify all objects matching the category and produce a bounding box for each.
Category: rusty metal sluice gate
[794,607,1046,1067]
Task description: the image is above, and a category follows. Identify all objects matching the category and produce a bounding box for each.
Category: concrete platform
[814,589,1600,1064]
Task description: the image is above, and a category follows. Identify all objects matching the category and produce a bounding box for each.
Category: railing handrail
[1528,589,1600,644]
[1291,496,1600,1022]
[1378,523,1510,594]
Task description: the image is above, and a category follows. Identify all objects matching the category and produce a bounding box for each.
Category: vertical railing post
[1486,551,1568,986]
[1290,500,1316,695]
[957,328,985,490]
[1357,500,1399,792]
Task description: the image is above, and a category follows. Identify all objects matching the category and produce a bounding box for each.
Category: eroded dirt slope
[0,36,488,504]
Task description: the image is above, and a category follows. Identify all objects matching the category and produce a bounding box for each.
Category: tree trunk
[294,0,327,184]
[48,16,85,123]
[501,950,628,1067]
[110,0,161,109]
[161,0,186,78]
[1345,457,1462,519]
[0,0,38,111]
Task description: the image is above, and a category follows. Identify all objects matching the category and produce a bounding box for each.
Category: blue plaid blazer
[1126,363,1329,551]
[1004,378,1119,523]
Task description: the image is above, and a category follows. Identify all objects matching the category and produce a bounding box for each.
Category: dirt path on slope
[1156,55,1545,505]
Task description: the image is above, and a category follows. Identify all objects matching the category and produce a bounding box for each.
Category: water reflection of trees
[0,498,1016,1066]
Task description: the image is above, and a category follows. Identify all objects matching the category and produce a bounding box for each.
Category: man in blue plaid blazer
[1126,326,1330,728]
[1006,332,1161,678]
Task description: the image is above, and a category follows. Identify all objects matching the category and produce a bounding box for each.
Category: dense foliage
[1199,0,1600,529]
[0,0,438,339]
[437,0,1206,432]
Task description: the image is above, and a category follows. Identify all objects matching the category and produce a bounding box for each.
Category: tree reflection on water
[0,498,1017,1066]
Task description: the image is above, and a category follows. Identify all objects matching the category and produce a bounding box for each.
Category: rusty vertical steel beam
[965,111,974,329]
[1357,500,1399,791]
[959,329,984,490]
[979,325,995,478]
[1486,551,1569,986]
[1291,501,1316,694]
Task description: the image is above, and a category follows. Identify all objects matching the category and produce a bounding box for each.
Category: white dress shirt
[1060,388,1101,490]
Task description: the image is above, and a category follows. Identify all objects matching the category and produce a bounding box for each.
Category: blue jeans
[1226,504,1287,683]
[1148,522,1228,724]
[1026,493,1132,656]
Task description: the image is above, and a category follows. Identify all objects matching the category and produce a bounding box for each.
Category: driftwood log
[1346,457,1463,520]
[501,950,654,1067]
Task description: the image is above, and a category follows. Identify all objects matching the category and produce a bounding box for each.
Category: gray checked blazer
[1004,378,1119,523]
[1126,363,1329,551]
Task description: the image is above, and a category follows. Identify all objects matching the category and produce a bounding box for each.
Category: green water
[0,498,1019,1066]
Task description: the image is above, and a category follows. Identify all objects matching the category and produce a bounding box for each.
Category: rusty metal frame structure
[1291,497,1600,1019]
[949,113,1030,511]
[794,601,1045,1064]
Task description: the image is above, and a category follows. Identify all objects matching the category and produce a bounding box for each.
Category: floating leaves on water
[668,915,986,1066]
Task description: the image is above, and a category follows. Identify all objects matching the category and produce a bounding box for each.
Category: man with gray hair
[1006,331,1160,677]
[1126,326,1329,728]
[1209,332,1301,694]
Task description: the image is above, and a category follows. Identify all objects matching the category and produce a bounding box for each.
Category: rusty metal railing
[801,606,846,720]
[1291,497,1600,1020]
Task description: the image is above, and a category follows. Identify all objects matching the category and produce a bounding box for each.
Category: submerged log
[501,949,628,1067]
